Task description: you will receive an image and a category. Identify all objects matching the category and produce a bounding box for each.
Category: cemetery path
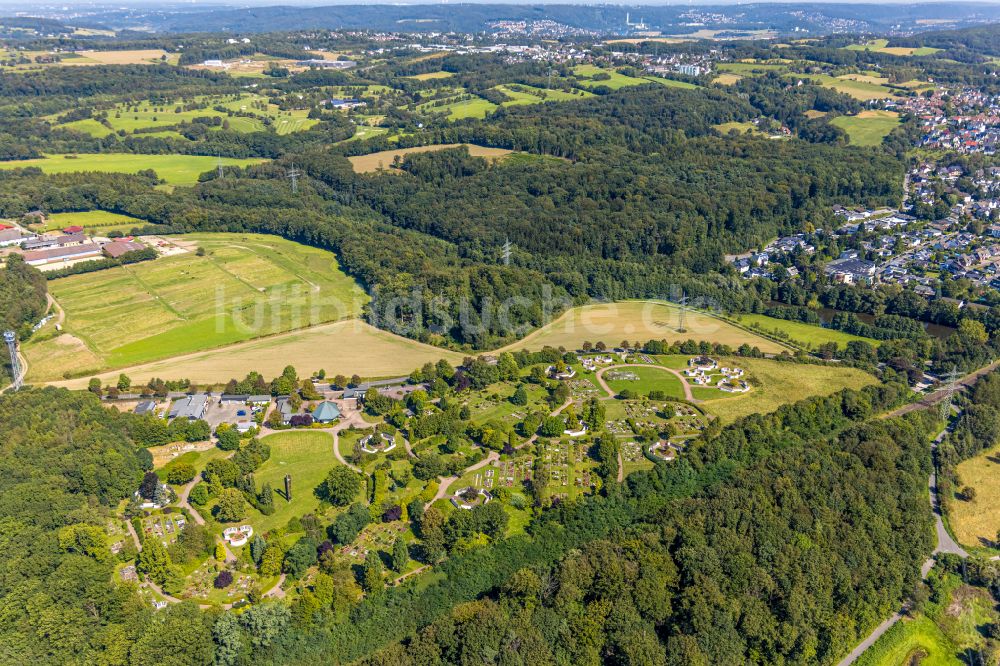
[519,397,576,450]
[330,430,363,474]
[178,478,206,526]
[126,518,142,551]
[263,574,287,599]
[594,364,698,403]
[426,451,500,509]
[616,450,624,483]
[393,565,430,586]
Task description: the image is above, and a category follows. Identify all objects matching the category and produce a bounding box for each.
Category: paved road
[837,423,968,666]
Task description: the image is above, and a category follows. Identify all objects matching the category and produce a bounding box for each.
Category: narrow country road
[594,363,699,403]
[837,423,969,666]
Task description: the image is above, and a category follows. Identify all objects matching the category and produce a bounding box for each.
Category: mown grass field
[948,442,1000,550]
[699,357,878,424]
[791,73,899,100]
[497,300,790,355]
[494,84,593,106]
[46,318,466,388]
[845,40,942,57]
[248,431,347,534]
[0,153,266,186]
[831,110,901,146]
[604,366,686,399]
[407,71,454,80]
[573,64,698,91]
[348,144,513,173]
[416,94,498,120]
[27,233,367,379]
[35,210,151,234]
[736,313,878,349]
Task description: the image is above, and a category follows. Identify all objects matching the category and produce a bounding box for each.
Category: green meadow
[0,153,266,186]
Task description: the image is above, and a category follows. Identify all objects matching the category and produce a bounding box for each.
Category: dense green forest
[0,255,46,383]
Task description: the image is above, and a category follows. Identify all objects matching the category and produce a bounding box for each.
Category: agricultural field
[46,318,466,389]
[32,210,152,235]
[53,94,317,138]
[791,73,900,101]
[0,153,266,186]
[712,73,742,85]
[572,64,696,91]
[948,442,1000,550]
[497,300,791,355]
[735,313,878,349]
[845,39,942,57]
[830,110,901,146]
[348,144,513,173]
[26,233,367,379]
[416,94,497,120]
[698,357,878,423]
[1,49,177,70]
[715,61,790,76]
[494,84,592,106]
[407,71,453,80]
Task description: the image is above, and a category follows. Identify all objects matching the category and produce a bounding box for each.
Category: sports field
[34,210,151,234]
[831,110,901,146]
[26,233,367,379]
[948,443,1000,549]
[699,357,878,424]
[497,300,791,355]
[736,313,878,349]
[348,144,513,173]
[0,154,266,186]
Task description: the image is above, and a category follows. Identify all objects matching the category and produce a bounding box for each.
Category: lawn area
[699,357,878,424]
[0,154,266,186]
[35,210,151,233]
[715,61,789,76]
[27,233,367,379]
[855,615,960,666]
[845,40,942,57]
[348,144,513,173]
[603,366,686,399]
[407,71,454,80]
[831,110,901,146]
[735,313,878,349]
[573,65,649,90]
[714,121,762,135]
[249,431,347,534]
[496,300,790,355]
[948,442,1000,550]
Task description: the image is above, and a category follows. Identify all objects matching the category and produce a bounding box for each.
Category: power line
[501,238,513,266]
[940,366,961,421]
[286,166,301,194]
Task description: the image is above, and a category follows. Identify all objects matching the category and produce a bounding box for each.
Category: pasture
[34,210,151,234]
[348,144,513,173]
[496,300,791,355]
[699,357,878,424]
[845,40,942,57]
[573,64,697,91]
[735,313,878,349]
[407,71,453,80]
[712,73,742,85]
[830,110,901,146]
[0,154,266,186]
[948,443,1000,550]
[27,233,366,378]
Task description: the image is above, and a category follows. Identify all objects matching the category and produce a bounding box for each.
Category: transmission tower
[939,366,961,421]
[286,166,301,194]
[4,330,22,391]
[217,153,224,180]
[501,238,513,266]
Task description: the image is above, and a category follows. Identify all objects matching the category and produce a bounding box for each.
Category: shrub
[214,570,233,588]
